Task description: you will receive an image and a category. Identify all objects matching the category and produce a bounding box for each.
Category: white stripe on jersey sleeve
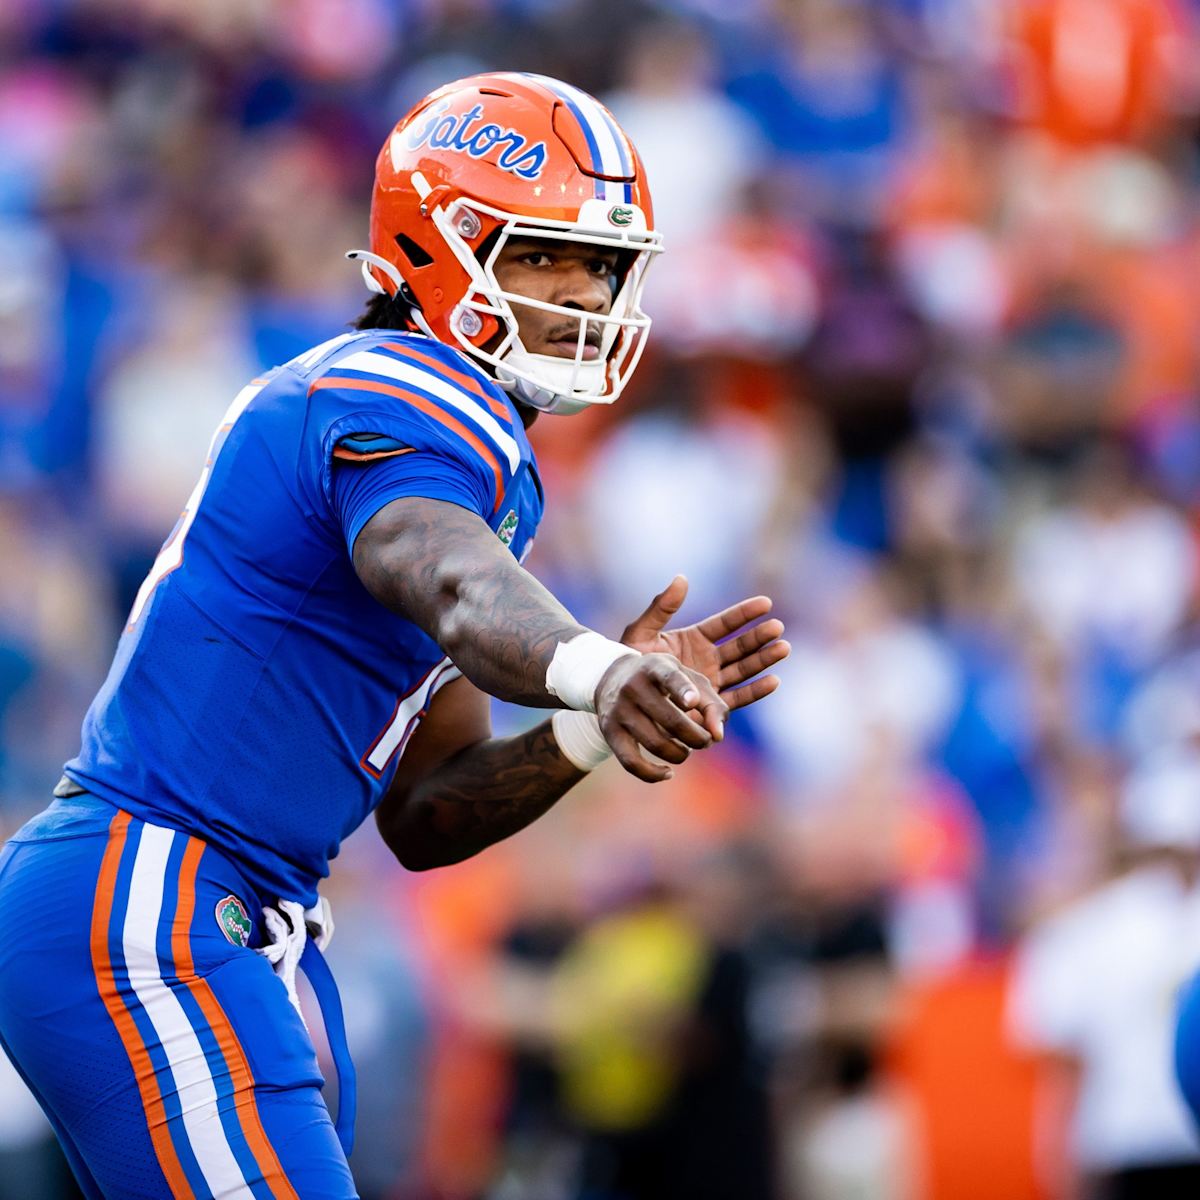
[333,350,521,473]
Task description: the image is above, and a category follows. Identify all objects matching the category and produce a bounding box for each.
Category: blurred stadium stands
[5,0,1200,1197]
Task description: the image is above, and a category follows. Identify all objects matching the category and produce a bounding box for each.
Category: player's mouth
[544,323,602,361]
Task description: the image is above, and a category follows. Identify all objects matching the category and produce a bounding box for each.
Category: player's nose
[555,263,612,314]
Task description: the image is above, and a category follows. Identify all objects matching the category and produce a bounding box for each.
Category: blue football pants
[0,795,359,1199]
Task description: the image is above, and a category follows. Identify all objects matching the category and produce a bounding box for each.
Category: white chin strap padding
[497,350,607,414]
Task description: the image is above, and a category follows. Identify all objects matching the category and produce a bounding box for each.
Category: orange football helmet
[348,72,661,415]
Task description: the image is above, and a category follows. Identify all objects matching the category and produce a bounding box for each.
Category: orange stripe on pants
[172,837,300,1200]
[89,811,194,1199]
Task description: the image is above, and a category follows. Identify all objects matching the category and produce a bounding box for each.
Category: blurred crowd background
[6,0,1200,1197]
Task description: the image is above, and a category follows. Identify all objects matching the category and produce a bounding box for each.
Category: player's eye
[588,258,616,276]
[522,251,553,267]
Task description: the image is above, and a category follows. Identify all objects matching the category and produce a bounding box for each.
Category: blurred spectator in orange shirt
[1009,0,1189,148]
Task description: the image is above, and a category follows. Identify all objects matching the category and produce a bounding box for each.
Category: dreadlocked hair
[353,291,417,332]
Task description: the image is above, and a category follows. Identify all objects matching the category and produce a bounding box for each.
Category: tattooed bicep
[353,496,498,615]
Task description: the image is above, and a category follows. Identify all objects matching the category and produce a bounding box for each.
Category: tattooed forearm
[377,720,585,869]
[353,496,586,706]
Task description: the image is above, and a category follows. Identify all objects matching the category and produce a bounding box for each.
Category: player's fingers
[718,639,791,688]
[605,723,673,783]
[694,694,728,741]
[643,655,704,713]
[638,686,714,749]
[721,673,781,711]
[694,595,773,642]
[680,666,728,742]
[606,656,710,748]
[652,575,689,617]
[619,575,689,641]
[717,619,785,667]
[617,710,692,765]
[642,661,725,747]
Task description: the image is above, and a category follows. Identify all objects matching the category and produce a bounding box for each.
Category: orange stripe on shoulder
[379,341,514,425]
[173,839,301,1200]
[90,811,193,1199]
[332,445,416,463]
[312,375,504,514]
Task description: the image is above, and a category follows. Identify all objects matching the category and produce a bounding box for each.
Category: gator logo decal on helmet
[607,205,635,227]
[215,895,251,948]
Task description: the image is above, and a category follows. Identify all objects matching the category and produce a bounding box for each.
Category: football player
[0,73,788,1198]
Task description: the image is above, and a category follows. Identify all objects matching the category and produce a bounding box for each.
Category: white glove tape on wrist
[552,710,612,772]
[545,632,638,712]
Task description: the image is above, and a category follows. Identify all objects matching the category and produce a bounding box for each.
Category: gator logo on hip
[215,895,251,948]
[497,509,519,546]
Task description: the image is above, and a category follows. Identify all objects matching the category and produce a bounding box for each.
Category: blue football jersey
[65,330,544,905]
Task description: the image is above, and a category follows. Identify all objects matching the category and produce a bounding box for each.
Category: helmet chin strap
[497,350,607,415]
[345,250,438,341]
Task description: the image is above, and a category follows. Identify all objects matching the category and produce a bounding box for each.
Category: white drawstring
[257,897,335,1029]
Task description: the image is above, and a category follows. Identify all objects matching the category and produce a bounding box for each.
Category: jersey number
[361,659,459,778]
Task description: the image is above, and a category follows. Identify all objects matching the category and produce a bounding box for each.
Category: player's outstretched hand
[594,653,728,784]
[620,575,791,711]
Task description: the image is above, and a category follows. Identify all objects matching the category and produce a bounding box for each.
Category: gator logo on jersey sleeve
[215,895,252,947]
[497,509,519,546]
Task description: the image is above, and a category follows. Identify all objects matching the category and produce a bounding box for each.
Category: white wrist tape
[551,710,613,772]
[545,632,638,712]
